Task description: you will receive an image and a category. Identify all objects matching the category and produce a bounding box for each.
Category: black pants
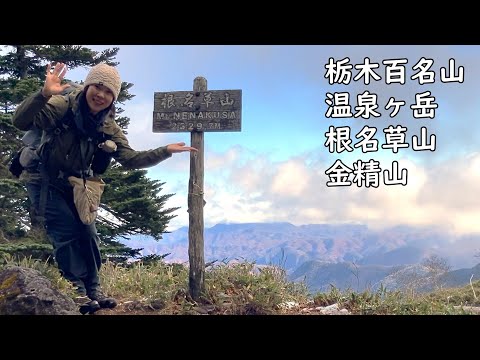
[26,180,102,296]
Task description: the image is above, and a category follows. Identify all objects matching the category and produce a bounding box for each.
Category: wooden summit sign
[152,77,242,301]
[153,90,242,132]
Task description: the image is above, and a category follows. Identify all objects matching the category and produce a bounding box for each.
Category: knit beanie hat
[84,63,121,101]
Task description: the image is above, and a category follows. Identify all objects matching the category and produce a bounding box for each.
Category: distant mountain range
[288,260,480,293]
[289,260,401,293]
[119,222,480,292]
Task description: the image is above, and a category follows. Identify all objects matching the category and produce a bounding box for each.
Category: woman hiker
[12,62,197,314]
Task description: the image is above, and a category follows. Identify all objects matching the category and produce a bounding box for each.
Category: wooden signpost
[153,77,242,301]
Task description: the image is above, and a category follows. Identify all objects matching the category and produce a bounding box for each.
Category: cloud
[204,187,273,226]
[271,160,311,197]
[163,145,480,235]
[205,146,242,171]
[418,152,480,211]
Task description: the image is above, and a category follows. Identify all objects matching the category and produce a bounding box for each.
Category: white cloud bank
[161,149,480,236]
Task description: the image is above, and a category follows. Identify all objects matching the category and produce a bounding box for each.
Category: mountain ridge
[122,222,478,268]
[119,222,480,292]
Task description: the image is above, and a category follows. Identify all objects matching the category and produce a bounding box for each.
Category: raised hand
[42,62,71,98]
[166,142,198,154]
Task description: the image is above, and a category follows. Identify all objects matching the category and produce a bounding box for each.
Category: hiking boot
[88,290,117,309]
[74,295,101,315]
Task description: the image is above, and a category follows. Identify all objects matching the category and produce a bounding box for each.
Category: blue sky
[65,45,480,234]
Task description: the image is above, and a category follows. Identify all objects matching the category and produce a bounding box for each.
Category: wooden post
[152,79,241,302]
[188,77,207,300]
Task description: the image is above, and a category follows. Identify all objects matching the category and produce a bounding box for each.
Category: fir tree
[0,45,177,262]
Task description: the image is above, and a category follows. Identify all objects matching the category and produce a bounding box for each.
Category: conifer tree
[0,45,176,262]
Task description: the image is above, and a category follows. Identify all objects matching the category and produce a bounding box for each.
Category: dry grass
[2,255,479,315]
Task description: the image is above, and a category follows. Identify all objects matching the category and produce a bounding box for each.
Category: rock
[150,299,166,310]
[0,266,78,315]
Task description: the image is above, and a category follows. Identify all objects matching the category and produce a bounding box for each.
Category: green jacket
[12,89,172,178]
